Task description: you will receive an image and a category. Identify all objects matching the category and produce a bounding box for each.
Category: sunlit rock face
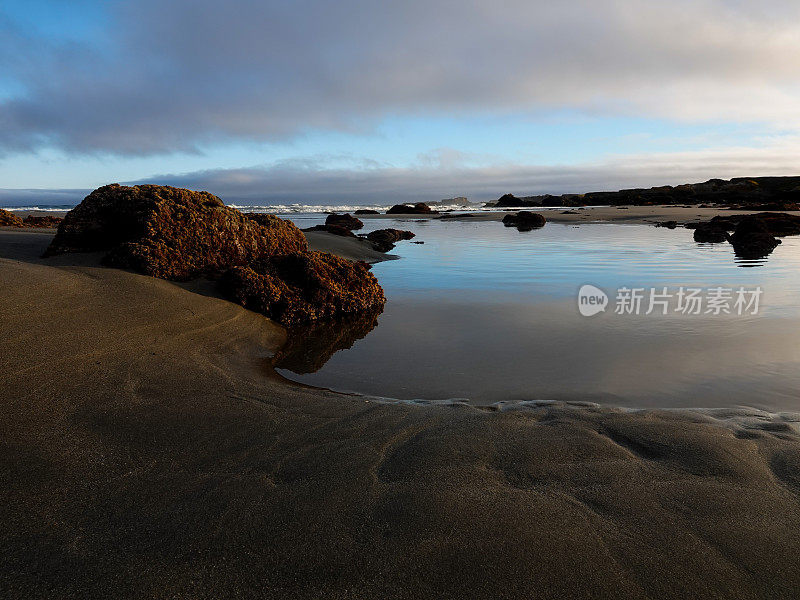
[44,184,307,280]
[219,251,386,327]
[0,209,23,227]
[44,184,386,325]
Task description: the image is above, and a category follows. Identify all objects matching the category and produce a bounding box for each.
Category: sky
[1,0,800,204]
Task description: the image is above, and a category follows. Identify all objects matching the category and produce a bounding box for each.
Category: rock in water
[693,222,729,243]
[325,213,364,230]
[219,251,386,327]
[354,209,379,215]
[729,216,781,259]
[502,211,546,231]
[363,228,415,252]
[386,203,436,215]
[0,209,23,227]
[44,184,306,279]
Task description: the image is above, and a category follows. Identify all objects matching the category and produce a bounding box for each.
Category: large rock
[219,251,386,327]
[494,194,534,208]
[386,202,437,215]
[363,228,415,252]
[325,213,363,230]
[489,176,800,208]
[729,216,781,259]
[691,212,800,243]
[0,209,23,227]
[44,184,307,280]
[502,211,546,231]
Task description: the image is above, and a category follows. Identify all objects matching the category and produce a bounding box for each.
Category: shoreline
[4,229,800,597]
[9,204,800,227]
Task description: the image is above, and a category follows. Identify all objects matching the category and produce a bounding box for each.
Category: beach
[3,227,800,598]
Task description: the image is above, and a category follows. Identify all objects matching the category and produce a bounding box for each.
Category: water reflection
[278,220,800,410]
[272,308,382,374]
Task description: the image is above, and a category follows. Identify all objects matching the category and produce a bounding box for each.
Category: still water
[278,217,800,410]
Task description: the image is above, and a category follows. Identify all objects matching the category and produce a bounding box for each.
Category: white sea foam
[1,201,500,214]
[227,202,491,214]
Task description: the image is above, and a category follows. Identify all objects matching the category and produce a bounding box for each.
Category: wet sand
[304,230,397,263]
[3,229,800,598]
[12,204,800,228]
[362,204,800,225]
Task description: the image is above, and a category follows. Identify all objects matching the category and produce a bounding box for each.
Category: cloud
[128,138,800,204]
[2,0,800,155]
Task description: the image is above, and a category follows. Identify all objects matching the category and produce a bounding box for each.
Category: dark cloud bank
[1,0,799,155]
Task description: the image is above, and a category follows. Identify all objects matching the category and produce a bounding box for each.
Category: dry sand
[3,229,800,599]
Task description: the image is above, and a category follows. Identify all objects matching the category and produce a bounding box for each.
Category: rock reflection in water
[272,308,382,374]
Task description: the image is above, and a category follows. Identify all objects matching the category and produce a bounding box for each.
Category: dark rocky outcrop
[363,228,415,252]
[486,177,800,209]
[23,215,64,228]
[493,193,581,208]
[494,194,529,208]
[693,222,730,243]
[325,213,363,230]
[354,209,379,215]
[689,212,800,258]
[0,209,23,227]
[42,184,387,326]
[220,251,386,327]
[654,220,678,229]
[745,212,800,236]
[502,211,547,231]
[691,212,800,241]
[302,224,358,238]
[729,217,782,259]
[44,184,307,280]
[386,203,437,215]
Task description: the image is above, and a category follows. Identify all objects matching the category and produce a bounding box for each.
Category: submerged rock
[219,251,386,327]
[354,209,380,215]
[44,184,307,279]
[325,213,363,230]
[386,202,437,215]
[23,215,63,228]
[729,216,782,259]
[502,211,547,231]
[363,228,415,252]
[0,209,23,227]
